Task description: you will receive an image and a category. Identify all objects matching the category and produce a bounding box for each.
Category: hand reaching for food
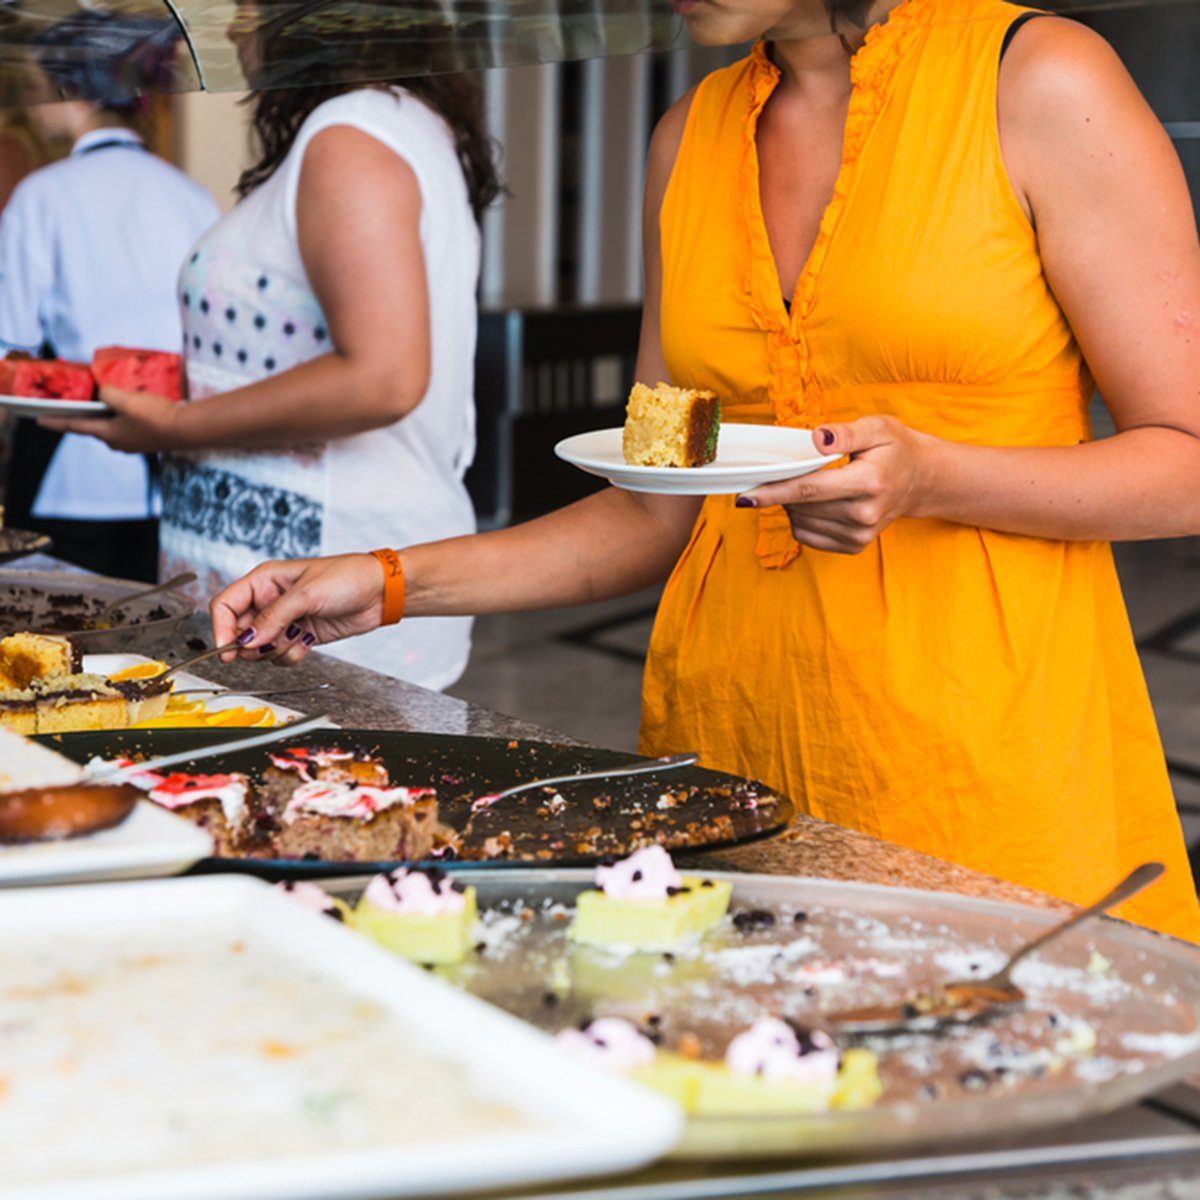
[210,553,387,665]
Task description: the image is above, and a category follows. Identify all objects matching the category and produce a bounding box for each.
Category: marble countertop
[23,556,1189,1200]
[124,596,1068,914]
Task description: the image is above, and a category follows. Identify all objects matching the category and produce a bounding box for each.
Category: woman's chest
[660,130,1060,402]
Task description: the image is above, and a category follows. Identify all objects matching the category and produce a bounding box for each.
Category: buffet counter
[17,556,1200,1200]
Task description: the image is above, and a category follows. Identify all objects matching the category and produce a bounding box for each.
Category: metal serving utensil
[826,861,1165,1037]
[94,572,197,623]
[83,713,332,783]
[476,752,700,808]
[171,683,335,700]
[152,641,243,681]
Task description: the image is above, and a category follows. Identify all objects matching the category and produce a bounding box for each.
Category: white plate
[0,394,111,419]
[0,801,212,887]
[0,875,683,1199]
[83,652,312,727]
[555,423,840,495]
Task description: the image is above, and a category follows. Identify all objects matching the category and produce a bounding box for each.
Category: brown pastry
[0,784,139,843]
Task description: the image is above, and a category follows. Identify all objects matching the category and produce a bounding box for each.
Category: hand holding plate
[736,415,935,555]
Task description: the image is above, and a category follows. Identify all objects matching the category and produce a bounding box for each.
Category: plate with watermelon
[0,347,183,418]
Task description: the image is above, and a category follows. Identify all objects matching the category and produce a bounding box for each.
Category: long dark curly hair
[233,2,501,222]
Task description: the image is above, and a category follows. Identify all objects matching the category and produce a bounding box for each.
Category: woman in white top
[46,31,500,689]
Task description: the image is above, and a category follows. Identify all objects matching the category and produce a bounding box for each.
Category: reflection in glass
[0,0,1196,107]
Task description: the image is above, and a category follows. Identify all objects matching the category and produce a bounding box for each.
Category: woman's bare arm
[212,91,703,658]
[44,125,437,451]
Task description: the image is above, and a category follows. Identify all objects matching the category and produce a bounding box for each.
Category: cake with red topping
[143,771,249,856]
[268,778,441,862]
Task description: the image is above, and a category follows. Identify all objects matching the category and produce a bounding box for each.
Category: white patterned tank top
[167,88,478,690]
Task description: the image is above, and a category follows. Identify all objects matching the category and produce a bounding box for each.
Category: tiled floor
[449,538,1200,866]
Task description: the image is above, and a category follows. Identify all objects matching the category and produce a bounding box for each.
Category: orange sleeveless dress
[642,0,1200,941]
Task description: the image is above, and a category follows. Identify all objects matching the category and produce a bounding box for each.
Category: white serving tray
[0,801,213,887]
[83,652,308,726]
[0,875,683,1199]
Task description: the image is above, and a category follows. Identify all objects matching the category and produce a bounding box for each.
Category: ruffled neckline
[748,0,935,94]
[739,0,935,570]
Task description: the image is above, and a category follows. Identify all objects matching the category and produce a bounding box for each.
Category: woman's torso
[167,88,479,690]
[644,0,1200,940]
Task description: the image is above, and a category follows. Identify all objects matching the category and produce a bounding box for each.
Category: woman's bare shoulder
[999,17,1150,138]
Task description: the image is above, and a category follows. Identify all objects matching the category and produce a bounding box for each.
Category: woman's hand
[738,416,935,554]
[210,553,386,666]
[37,386,187,453]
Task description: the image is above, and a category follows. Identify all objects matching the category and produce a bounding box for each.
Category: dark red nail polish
[735,496,756,509]
[285,624,300,640]
[819,428,835,448]
[257,643,275,654]
[302,632,316,646]
[236,627,256,646]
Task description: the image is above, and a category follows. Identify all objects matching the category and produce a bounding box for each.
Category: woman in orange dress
[212,0,1200,941]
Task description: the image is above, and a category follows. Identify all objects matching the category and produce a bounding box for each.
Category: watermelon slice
[92,346,182,400]
[10,360,95,401]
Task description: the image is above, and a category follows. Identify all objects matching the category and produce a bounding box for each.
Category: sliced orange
[206,706,276,728]
[109,661,168,682]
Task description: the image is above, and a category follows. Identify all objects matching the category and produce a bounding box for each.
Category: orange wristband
[370,548,406,626]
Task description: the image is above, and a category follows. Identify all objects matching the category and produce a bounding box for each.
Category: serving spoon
[825,861,1165,1037]
[471,752,700,810]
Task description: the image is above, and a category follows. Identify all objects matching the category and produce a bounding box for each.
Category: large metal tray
[325,869,1200,1160]
[45,728,794,870]
[0,568,193,649]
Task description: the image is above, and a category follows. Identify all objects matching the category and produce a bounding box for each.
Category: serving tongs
[826,861,1164,1037]
[83,713,333,784]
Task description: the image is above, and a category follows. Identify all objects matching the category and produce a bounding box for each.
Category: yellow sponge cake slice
[622,382,720,468]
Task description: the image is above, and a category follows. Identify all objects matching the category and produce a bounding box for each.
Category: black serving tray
[42,728,794,877]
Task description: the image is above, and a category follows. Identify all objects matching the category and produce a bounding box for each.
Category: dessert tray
[0,874,682,1200]
[0,569,193,649]
[324,868,1200,1160]
[555,424,840,495]
[0,528,52,565]
[85,652,306,729]
[46,728,793,871]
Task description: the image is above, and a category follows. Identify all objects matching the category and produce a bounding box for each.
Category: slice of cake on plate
[0,687,37,734]
[107,674,172,724]
[557,1014,881,1116]
[351,867,477,963]
[266,746,388,787]
[33,673,127,733]
[622,382,720,468]
[569,845,732,951]
[141,771,249,856]
[263,771,442,862]
[0,728,138,843]
[0,632,80,690]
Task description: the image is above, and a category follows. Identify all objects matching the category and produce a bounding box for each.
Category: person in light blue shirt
[0,25,218,581]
